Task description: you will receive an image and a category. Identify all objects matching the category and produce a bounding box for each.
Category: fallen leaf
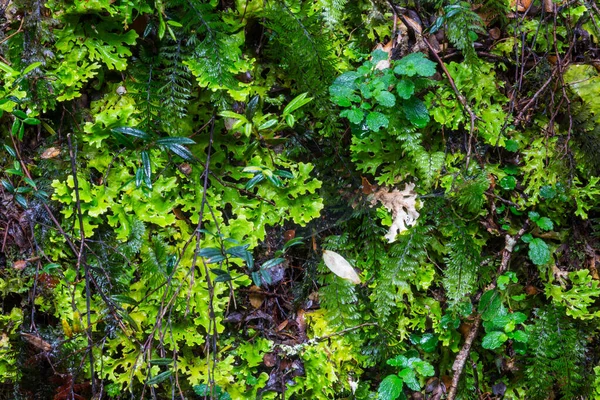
[276,320,288,332]
[284,229,295,241]
[13,260,27,270]
[322,250,361,284]
[21,333,52,351]
[41,147,60,159]
[249,286,264,309]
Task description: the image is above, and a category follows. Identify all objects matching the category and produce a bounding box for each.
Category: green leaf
[15,194,28,208]
[482,331,508,349]
[283,92,313,115]
[112,126,151,140]
[273,170,294,179]
[211,269,233,282]
[246,95,260,120]
[22,62,42,75]
[417,334,438,353]
[261,258,285,269]
[398,368,420,391]
[3,144,16,157]
[140,151,152,184]
[521,233,533,243]
[340,108,364,124]
[150,358,173,365]
[509,330,528,343]
[199,248,226,264]
[394,53,437,77]
[111,295,138,306]
[528,238,550,265]
[245,173,264,190]
[499,176,516,190]
[156,137,196,146]
[283,237,304,251]
[135,168,143,188]
[535,217,554,231]
[528,211,540,221]
[164,144,196,162]
[1,180,15,193]
[376,91,396,107]
[505,139,519,152]
[396,79,415,99]
[12,110,27,119]
[146,370,172,385]
[479,290,503,321]
[539,185,556,199]
[366,111,389,132]
[22,117,40,125]
[378,374,404,400]
[403,97,430,128]
[11,119,20,136]
[258,119,278,131]
[371,49,389,63]
[414,361,435,376]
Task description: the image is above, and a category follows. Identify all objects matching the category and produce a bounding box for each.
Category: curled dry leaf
[249,285,264,309]
[372,182,420,243]
[21,333,52,351]
[41,147,60,159]
[322,250,361,284]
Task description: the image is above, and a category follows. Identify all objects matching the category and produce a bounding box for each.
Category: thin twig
[423,38,479,170]
[447,220,529,400]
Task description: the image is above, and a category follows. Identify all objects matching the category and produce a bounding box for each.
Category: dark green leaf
[273,170,294,179]
[261,268,272,285]
[479,290,503,321]
[499,176,516,190]
[111,295,139,306]
[245,173,264,190]
[112,126,151,140]
[165,143,196,162]
[505,139,519,152]
[211,269,232,282]
[11,119,20,136]
[403,97,430,128]
[156,137,196,146]
[246,95,260,120]
[3,144,16,157]
[371,49,389,63]
[12,110,27,119]
[539,185,556,199]
[1,180,15,193]
[23,117,40,125]
[283,237,304,251]
[15,194,27,208]
[135,168,143,188]
[150,358,173,365]
[265,174,284,188]
[146,370,172,385]
[261,258,285,269]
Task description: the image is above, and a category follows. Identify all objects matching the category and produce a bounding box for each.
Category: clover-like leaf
[396,79,415,99]
[482,331,508,349]
[378,375,405,400]
[403,97,430,128]
[366,111,389,132]
[528,238,550,265]
[375,91,396,108]
[394,53,437,77]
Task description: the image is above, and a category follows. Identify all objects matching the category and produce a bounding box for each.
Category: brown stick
[446,221,529,400]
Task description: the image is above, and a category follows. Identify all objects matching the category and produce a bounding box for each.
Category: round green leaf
[482,331,508,349]
[378,374,404,400]
[528,238,550,265]
[366,111,389,132]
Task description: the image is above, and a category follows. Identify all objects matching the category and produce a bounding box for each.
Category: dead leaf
[276,320,289,332]
[178,163,192,175]
[41,147,60,159]
[361,176,376,195]
[21,333,52,351]
[13,260,27,270]
[322,250,361,284]
[249,286,264,309]
[263,352,278,367]
[489,27,501,40]
[284,229,296,241]
[372,183,420,243]
[510,0,532,12]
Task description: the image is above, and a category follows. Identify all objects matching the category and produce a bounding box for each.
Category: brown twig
[447,220,529,400]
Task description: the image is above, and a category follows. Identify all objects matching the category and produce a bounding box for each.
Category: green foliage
[1,0,600,398]
[525,306,588,399]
